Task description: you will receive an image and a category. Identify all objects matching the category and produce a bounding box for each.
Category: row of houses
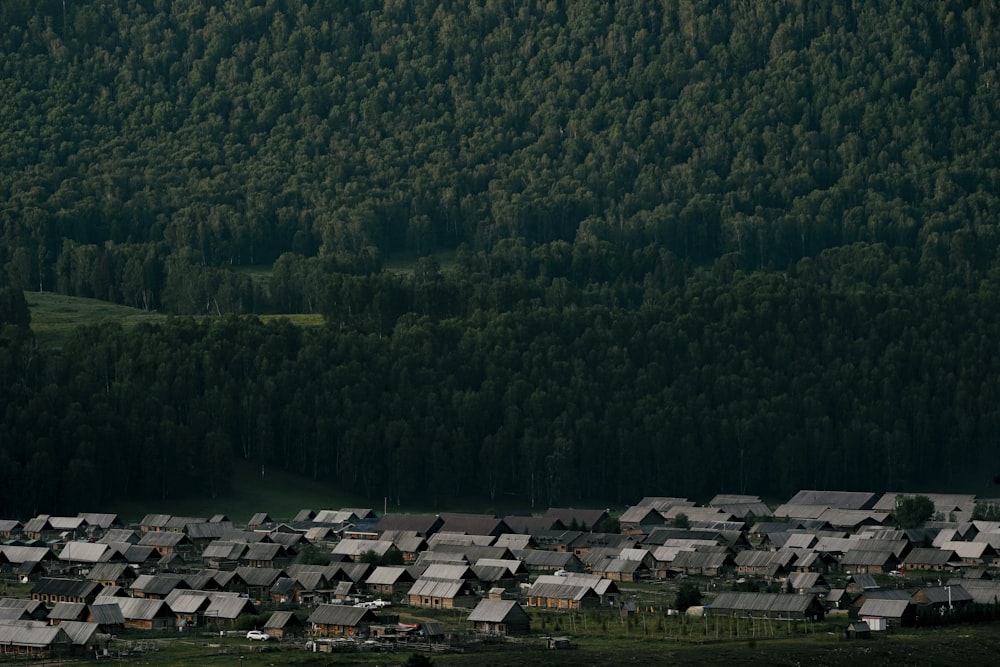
[2,490,999,651]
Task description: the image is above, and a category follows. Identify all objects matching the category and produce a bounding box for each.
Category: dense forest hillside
[2,1,1000,514]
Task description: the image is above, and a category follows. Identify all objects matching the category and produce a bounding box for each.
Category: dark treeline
[4,240,1000,515]
[4,1,1000,514]
[1,0,1000,306]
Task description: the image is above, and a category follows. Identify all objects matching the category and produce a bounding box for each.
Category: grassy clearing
[72,622,1000,666]
[26,291,325,352]
[25,291,164,350]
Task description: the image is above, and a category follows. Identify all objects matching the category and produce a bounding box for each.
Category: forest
[2,0,1000,515]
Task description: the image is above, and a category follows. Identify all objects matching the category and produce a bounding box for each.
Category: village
[2,490,1000,660]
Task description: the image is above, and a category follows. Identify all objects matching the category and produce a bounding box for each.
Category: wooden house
[406,577,478,610]
[307,605,377,637]
[116,598,175,631]
[840,548,899,575]
[902,548,955,572]
[705,592,825,621]
[233,567,286,601]
[858,598,915,628]
[373,514,444,538]
[263,610,305,639]
[136,531,193,556]
[86,563,137,588]
[912,585,974,610]
[618,506,668,535]
[524,581,601,610]
[0,623,72,658]
[365,566,416,598]
[467,599,531,635]
[30,578,102,606]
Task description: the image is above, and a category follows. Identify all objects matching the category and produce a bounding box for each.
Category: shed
[845,621,872,639]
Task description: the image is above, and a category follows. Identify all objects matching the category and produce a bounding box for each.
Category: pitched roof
[332,539,396,557]
[0,622,71,648]
[307,604,377,626]
[366,566,414,586]
[59,542,114,563]
[501,516,564,534]
[31,578,102,599]
[468,599,528,624]
[47,602,88,621]
[78,513,120,529]
[88,603,125,625]
[542,508,608,529]
[234,566,286,587]
[206,594,256,619]
[903,548,955,566]
[116,598,170,621]
[525,582,598,601]
[858,598,912,618]
[408,578,468,599]
[708,592,819,614]
[373,514,444,536]
[137,532,190,547]
[787,490,877,510]
[264,610,303,630]
[203,541,247,560]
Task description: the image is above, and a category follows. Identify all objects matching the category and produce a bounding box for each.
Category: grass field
[25,290,164,350]
[59,622,1000,666]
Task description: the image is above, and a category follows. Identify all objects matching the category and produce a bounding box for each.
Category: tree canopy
[3,2,1000,514]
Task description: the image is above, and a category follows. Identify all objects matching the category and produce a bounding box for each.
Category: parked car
[246,630,270,641]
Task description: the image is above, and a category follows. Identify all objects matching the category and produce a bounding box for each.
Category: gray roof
[97,528,139,544]
[234,566,286,587]
[787,490,877,510]
[916,585,973,605]
[904,548,955,566]
[206,595,256,619]
[511,549,582,569]
[244,543,288,560]
[89,603,125,625]
[525,582,597,601]
[0,545,53,563]
[165,592,211,614]
[366,566,414,586]
[264,610,302,630]
[307,604,377,626]
[203,541,247,560]
[31,578,102,599]
[47,602,87,621]
[59,542,114,563]
[333,539,395,557]
[185,521,233,540]
[407,578,468,599]
[87,562,133,583]
[948,579,1000,605]
[467,599,527,623]
[78,513,120,529]
[840,549,897,566]
[858,598,912,618]
[54,620,101,646]
[116,598,170,621]
[419,563,474,581]
[709,592,819,614]
[672,550,730,570]
[0,622,71,648]
[137,532,189,547]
